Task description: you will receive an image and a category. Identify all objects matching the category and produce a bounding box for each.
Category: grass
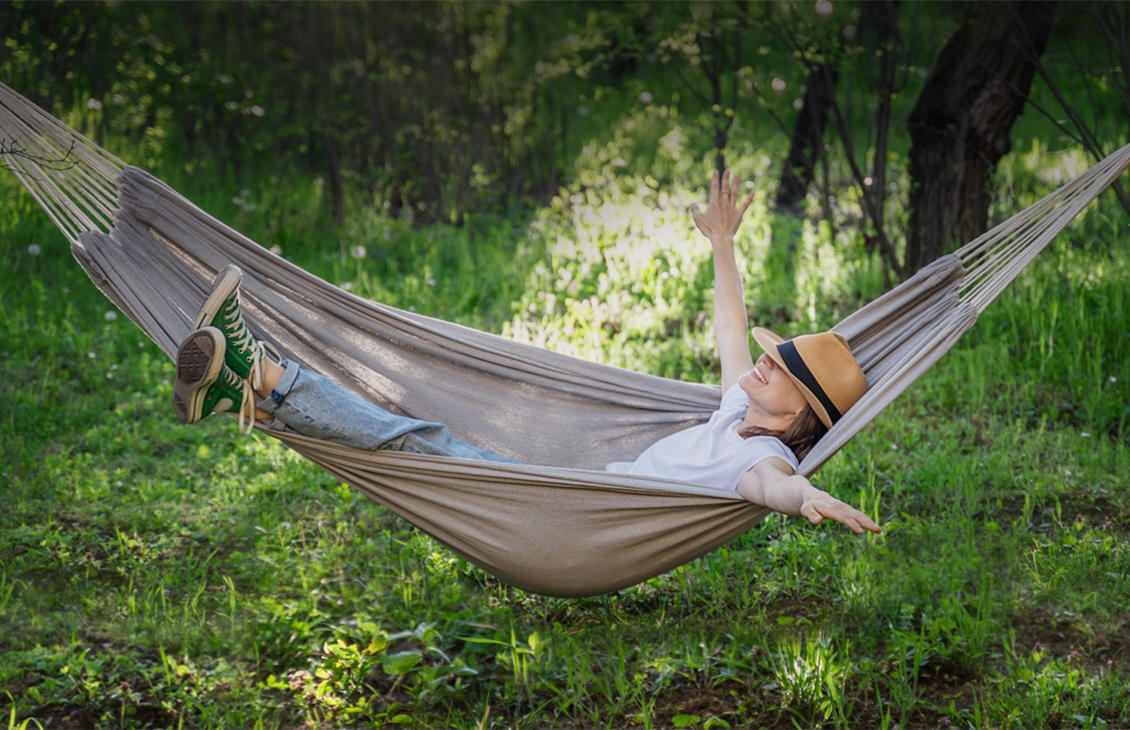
[2,124,1130,728]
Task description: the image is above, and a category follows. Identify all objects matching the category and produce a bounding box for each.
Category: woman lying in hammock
[172,169,880,537]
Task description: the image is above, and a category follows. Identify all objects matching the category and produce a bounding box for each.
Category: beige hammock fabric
[3,81,1129,597]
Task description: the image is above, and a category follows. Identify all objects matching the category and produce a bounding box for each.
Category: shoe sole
[192,264,242,330]
[173,327,226,424]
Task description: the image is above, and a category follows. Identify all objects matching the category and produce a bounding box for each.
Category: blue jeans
[256,360,517,462]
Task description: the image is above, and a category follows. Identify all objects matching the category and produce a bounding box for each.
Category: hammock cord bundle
[3,81,1128,597]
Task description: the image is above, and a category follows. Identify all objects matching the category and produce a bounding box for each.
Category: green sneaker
[193,264,276,391]
[173,327,256,433]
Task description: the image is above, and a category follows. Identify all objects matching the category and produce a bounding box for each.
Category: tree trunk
[776,64,836,214]
[905,0,1057,271]
[325,136,346,227]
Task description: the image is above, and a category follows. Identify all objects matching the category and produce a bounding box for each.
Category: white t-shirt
[605,383,799,491]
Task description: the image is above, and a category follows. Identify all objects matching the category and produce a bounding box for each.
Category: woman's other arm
[692,170,757,393]
[737,458,882,535]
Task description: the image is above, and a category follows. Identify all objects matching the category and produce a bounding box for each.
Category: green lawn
[2,151,1129,729]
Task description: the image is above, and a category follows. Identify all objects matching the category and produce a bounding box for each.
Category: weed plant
[2,129,1130,728]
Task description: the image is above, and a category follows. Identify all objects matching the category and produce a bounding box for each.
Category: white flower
[251,105,265,117]
[843,24,857,40]
[314,177,325,187]
[793,98,804,111]
[426,278,436,287]
[225,101,238,110]
[218,74,233,85]
[577,105,589,117]
[639,91,653,104]
[27,244,41,256]
[1111,376,1118,383]
[341,282,353,292]
[351,245,367,260]
[771,77,786,92]
[87,98,102,111]
[104,311,118,322]
[815,0,834,17]
[88,352,96,359]
[269,245,283,255]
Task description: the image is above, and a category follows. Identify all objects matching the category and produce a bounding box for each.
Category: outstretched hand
[691,169,756,243]
[799,491,882,535]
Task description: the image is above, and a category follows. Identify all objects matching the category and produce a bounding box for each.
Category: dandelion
[815,0,834,16]
[771,77,786,92]
[639,91,653,104]
[1110,376,1118,383]
[87,98,102,111]
[27,244,41,256]
[269,245,283,256]
[251,105,265,117]
[111,364,118,370]
[793,98,804,111]
[105,310,118,322]
[351,245,367,260]
[88,352,96,359]
[245,89,254,99]
[138,342,145,348]
[341,282,353,292]
[426,278,436,286]
[864,176,874,186]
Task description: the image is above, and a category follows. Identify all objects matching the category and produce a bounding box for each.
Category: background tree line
[2,0,1126,281]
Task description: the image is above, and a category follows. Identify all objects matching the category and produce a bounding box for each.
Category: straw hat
[752,327,869,428]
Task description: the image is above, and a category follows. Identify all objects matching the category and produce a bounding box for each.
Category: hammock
[4,82,1129,597]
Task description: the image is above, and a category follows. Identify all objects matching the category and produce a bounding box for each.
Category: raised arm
[737,458,882,535]
[691,170,757,393]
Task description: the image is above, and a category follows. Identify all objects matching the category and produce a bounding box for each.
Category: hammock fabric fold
[3,81,1128,596]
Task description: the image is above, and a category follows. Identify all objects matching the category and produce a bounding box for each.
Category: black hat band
[777,340,843,424]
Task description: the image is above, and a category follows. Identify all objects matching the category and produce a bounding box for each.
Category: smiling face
[737,353,810,433]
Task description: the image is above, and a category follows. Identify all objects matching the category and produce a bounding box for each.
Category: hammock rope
[4,80,1129,597]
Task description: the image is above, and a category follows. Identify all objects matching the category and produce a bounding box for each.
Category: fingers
[804,498,883,535]
[738,189,756,216]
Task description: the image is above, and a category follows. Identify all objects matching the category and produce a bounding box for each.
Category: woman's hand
[799,490,882,535]
[739,459,882,536]
[691,169,756,245]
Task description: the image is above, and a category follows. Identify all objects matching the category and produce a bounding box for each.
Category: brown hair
[738,405,828,463]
